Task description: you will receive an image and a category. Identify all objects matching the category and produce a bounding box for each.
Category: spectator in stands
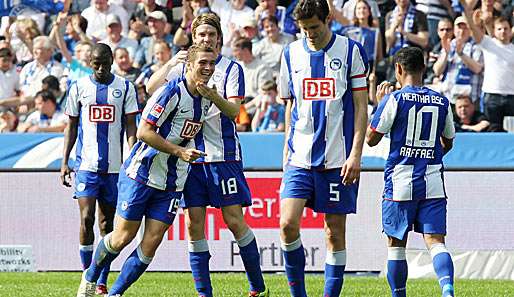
[461,0,514,132]
[254,0,297,35]
[19,36,64,103]
[134,11,176,69]
[62,13,89,54]
[100,14,139,61]
[10,18,41,65]
[385,0,429,56]
[41,75,65,108]
[0,48,20,107]
[209,0,254,55]
[433,16,483,106]
[129,0,174,39]
[337,0,382,104]
[330,0,380,30]
[113,47,141,83]
[415,0,455,47]
[426,17,454,85]
[52,13,93,85]
[238,17,261,43]
[251,80,285,132]
[135,40,172,85]
[0,106,18,133]
[231,37,273,100]
[81,0,129,40]
[454,94,490,132]
[18,90,67,132]
[253,15,294,76]
[173,0,211,48]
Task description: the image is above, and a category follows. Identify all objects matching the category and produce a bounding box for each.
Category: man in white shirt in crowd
[0,48,20,107]
[82,0,129,40]
[460,0,514,131]
[100,14,139,61]
[18,90,67,133]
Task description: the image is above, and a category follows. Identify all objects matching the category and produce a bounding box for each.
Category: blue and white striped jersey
[165,55,245,163]
[370,85,456,201]
[65,75,139,173]
[279,34,368,169]
[124,78,212,191]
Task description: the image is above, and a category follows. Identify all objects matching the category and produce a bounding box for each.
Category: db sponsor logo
[180,119,202,139]
[89,105,115,122]
[303,78,335,101]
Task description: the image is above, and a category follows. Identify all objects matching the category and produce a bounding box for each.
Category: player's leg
[222,204,266,295]
[108,218,170,296]
[75,171,100,272]
[185,206,213,297]
[418,199,454,297]
[108,189,181,296]
[313,169,358,297]
[382,199,417,297]
[323,213,347,297]
[77,197,96,271]
[279,198,308,297]
[214,162,266,295]
[95,200,116,294]
[279,166,312,297]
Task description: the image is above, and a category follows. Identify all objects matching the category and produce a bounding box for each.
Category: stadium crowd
[0,0,513,133]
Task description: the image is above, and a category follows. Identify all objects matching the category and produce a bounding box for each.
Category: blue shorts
[116,168,181,225]
[280,165,358,214]
[181,162,252,208]
[382,198,447,240]
[74,171,118,207]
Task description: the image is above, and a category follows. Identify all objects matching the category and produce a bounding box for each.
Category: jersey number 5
[406,106,438,148]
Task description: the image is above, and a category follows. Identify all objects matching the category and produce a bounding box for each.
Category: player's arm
[136,121,205,162]
[197,83,240,120]
[125,114,137,148]
[441,104,456,155]
[61,116,78,187]
[366,81,396,146]
[146,50,187,95]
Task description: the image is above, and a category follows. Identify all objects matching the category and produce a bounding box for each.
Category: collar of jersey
[302,33,336,54]
[182,78,202,100]
[89,74,115,86]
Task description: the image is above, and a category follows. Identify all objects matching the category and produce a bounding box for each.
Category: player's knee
[223,214,246,234]
[80,213,95,230]
[110,230,136,250]
[280,218,300,239]
[98,219,113,235]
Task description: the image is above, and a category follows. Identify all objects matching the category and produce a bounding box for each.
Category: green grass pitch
[1,272,513,296]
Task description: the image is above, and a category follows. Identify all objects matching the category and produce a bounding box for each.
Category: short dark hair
[42,75,60,92]
[455,94,472,104]
[92,43,113,59]
[35,90,56,105]
[394,47,425,74]
[231,38,253,52]
[494,16,511,27]
[187,44,216,64]
[261,15,279,26]
[293,0,330,23]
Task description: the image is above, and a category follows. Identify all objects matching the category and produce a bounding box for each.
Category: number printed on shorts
[329,183,340,202]
[168,197,180,214]
[221,177,238,195]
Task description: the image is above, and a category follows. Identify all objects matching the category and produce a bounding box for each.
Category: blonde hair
[186,44,215,65]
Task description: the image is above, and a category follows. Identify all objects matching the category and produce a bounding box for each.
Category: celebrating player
[366,47,456,297]
[278,0,369,296]
[75,44,217,297]
[61,43,139,295]
[146,13,268,297]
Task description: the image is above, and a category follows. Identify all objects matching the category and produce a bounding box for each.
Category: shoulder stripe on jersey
[223,60,235,99]
[235,62,245,98]
[352,87,368,91]
[122,79,129,115]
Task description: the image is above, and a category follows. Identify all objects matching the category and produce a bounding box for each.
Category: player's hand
[60,164,73,187]
[197,83,218,101]
[178,148,207,162]
[341,155,361,185]
[169,50,187,68]
[376,81,394,103]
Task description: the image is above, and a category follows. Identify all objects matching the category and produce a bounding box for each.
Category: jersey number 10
[406,106,438,148]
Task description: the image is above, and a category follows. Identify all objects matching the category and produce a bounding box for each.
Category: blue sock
[189,239,212,297]
[237,229,265,293]
[109,246,152,296]
[281,237,307,297]
[85,234,120,283]
[97,264,111,286]
[323,250,346,297]
[79,245,93,270]
[387,247,408,297]
[430,244,454,297]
